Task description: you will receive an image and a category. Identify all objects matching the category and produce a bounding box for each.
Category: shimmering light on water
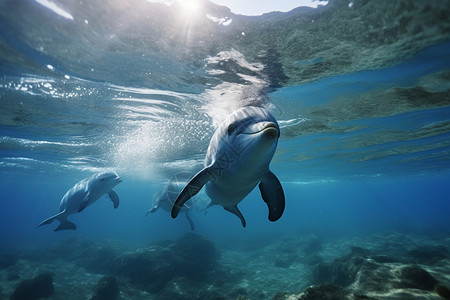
[35,0,74,20]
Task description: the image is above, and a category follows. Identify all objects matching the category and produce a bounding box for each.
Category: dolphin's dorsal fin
[259,170,285,222]
[78,193,90,213]
[108,190,119,208]
[224,205,246,227]
[171,166,215,218]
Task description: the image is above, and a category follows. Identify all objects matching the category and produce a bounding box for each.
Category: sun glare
[179,0,202,14]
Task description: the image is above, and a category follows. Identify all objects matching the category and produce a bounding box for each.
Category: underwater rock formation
[312,245,443,291]
[435,284,450,300]
[396,265,438,291]
[312,246,376,287]
[277,241,449,300]
[1,232,448,299]
[272,283,377,300]
[10,273,54,300]
[90,276,120,300]
[31,237,126,275]
[407,245,449,265]
[295,284,350,300]
[112,233,219,293]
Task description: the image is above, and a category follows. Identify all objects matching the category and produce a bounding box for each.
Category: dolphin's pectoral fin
[54,218,77,231]
[185,211,195,231]
[37,211,65,228]
[259,170,285,222]
[172,167,214,219]
[224,205,246,228]
[108,190,120,209]
[145,206,158,217]
[78,193,90,213]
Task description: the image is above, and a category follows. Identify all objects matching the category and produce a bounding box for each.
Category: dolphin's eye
[227,124,237,135]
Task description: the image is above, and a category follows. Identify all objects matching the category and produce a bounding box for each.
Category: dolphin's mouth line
[240,124,278,135]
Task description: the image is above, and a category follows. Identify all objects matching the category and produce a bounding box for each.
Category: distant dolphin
[146,175,195,231]
[171,106,285,227]
[37,171,122,231]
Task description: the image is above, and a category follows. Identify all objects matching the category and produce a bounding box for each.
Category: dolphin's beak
[263,126,279,140]
[261,123,279,140]
[242,122,279,136]
[115,174,122,183]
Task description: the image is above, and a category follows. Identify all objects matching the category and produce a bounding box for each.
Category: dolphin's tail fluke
[37,211,65,228]
[54,219,77,231]
[37,211,76,231]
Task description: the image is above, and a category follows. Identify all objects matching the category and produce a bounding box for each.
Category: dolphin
[146,175,196,231]
[171,106,285,227]
[37,171,122,231]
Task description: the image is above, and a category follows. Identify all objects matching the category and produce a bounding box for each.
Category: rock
[0,254,19,269]
[299,284,350,300]
[407,245,449,264]
[371,255,398,264]
[435,284,450,300]
[90,276,119,300]
[10,273,54,300]
[396,265,438,291]
[272,292,293,300]
[273,284,377,300]
[83,247,117,274]
[312,246,372,286]
[311,262,333,285]
[352,260,394,292]
[311,246,397,293]
[113,233,219,293]
[31,237,125,275]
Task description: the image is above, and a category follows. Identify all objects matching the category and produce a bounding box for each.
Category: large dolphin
[146,175,196,231]
[38,171,122,231]
[171,106,285,227]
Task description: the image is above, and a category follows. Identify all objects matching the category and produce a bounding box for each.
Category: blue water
[1,0,450,298]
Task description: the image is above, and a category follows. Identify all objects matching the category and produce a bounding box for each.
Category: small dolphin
[146,176,196,231]
[38,171,122,231]
[171,106,285,227]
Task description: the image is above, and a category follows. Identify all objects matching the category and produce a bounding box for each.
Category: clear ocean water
[1,0,450,299]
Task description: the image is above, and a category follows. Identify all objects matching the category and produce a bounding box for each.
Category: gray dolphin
[171,106,285,227]
[146,176,195,230]
[38,171,122,231]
